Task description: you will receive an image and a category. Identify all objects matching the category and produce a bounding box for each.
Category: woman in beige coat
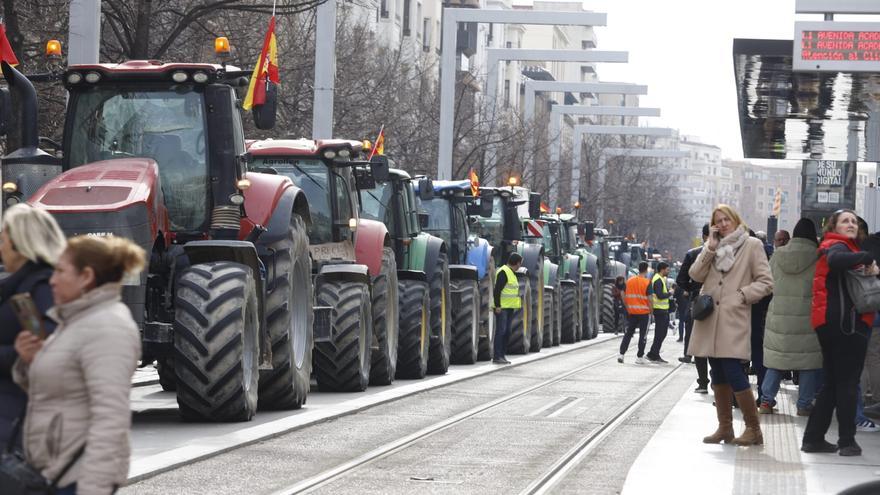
[689,204,773,446]
[14,235,145,495]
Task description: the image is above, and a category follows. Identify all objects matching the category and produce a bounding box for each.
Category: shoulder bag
[844,268,880,314]
[0,412,85,495]
[691,294,714,321]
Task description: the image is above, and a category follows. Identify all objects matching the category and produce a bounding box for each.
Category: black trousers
[620,313,650,357]
[683,313,710,387]
[648,309,669,358]
[803,324,869,448]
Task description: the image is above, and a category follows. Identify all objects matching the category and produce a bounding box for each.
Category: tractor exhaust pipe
[1,61,38,148]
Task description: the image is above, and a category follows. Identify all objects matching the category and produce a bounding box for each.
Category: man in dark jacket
[676,223,711,393]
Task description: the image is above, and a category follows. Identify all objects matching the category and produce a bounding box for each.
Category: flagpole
[272,0,277,16]
[368,124,385,160]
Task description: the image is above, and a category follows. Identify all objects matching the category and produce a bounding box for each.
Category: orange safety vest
[623,275,651,315]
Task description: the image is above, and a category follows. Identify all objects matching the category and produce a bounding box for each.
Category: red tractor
[246,139,399,391]
[1,60,314,422]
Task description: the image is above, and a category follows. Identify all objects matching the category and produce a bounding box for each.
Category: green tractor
[359,168,452,377]
[581,225,628,335]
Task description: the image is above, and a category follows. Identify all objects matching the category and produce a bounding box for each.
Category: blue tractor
[415,180,495,363]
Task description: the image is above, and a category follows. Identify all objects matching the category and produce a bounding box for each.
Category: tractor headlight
[2,181,17,193]
[323,150,337,160]
[338,149,351,158]
[171,71,188,83]
[5,195,20,206]
[229,193,245,205]
[192,71,209,83]
[84,71,101,83]
[66,72,83,84]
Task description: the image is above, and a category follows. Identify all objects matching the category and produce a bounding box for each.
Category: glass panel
[473,196,503,246]
[251,158,332,244]
[360,181,397,234]
[68,88,208,231]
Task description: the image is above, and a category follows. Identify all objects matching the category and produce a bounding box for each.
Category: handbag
[844,268,880,314]
[691,294,715,321]
[0,413,84,495]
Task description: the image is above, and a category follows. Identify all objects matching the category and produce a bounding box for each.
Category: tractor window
[541,224,557,257]
[360,181,398,235]
[252,158,332,244]
[472,196,503,246]
[403,183,420,234]
[420,198,450,244]
[67,88,208,231]
[334,168,354,239]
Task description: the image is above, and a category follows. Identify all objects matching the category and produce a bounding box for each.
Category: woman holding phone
[0,204,66,449]
[14,235,144,494]
[688,204,774,446]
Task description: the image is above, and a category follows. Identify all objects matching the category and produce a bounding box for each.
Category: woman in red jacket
[802,210,878,456]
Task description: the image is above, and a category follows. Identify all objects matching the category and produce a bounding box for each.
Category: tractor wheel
[553,285,562,346]
[395,279,430,379]
[174,262,259,422]
[601,283,622,335]
[313,280,372,392]
[477,261,495,361]
[525,257,544,352]
[560,282,577,344]
[588,279,601,339]
[507,277,532,355]
[427,252,452,375]
[258,213,313,410]
[156,357,176,392]
[450,278,479,365]
[541,288,554,348]
[369,247,399,386]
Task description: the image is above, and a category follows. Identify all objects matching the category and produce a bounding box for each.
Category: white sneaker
[617,354,624,364]
[635,357,645,364]
[857,419,880,432]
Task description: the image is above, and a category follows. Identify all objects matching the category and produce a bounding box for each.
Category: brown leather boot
[733,388,763,446]
[703,384,735,444]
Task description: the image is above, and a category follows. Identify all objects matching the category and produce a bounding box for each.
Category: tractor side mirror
[252,81,278,130]
[369,155,390,183]
[582,221,595,241]
[0,87,10,136]
[528,192,542,219]
[418,212,430,229]
[478,189,494,217]
[354,166,376,190]
[418,177,434,201]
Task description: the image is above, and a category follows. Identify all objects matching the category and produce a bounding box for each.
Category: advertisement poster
[801,160,857,230]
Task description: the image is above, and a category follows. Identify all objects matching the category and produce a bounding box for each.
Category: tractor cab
[414,179,486,266]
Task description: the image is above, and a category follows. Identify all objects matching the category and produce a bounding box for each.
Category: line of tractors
[0,54,636,423]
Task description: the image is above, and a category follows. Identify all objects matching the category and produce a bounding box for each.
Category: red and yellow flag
[0,24,19,67]
[540,202,550,214]
[469,168,480,197]
[243,16,279,110]
[368,127,385,160]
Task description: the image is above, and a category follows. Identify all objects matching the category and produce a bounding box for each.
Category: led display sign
[794,21,880,71]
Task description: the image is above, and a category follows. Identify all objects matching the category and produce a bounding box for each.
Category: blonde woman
[14,235,145,494]
[689,204,773,446]
[0,204,66,449]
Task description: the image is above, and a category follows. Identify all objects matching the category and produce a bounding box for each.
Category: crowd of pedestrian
[0,203,145,494]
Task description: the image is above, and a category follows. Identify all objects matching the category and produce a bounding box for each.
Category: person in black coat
[676,223,711,393]
[0,204,66,449]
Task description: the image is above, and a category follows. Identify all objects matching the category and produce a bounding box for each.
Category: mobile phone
[10,293,46,339]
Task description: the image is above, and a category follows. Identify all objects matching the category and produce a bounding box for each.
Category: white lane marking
[527,396,571,417]
[547,397,585,418]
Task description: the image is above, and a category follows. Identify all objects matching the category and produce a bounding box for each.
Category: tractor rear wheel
[370,247,399,386]
[590,282,602,339]
[601,283,622,335]
[507,277,532,355]
[313,280,372,392]
[542,288,554,348]
[258,213,313,410]
[156,357,176,392]
[560,282,577,344]
[524,256,544,352]
[427,252,452,375]
[552,285,562,346]
[395,279,430,379]
[450,278,479,365]
[174,262,259,422]
[477,261,495,361]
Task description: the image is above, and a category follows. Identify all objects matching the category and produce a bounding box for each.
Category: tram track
[267,349,683,495]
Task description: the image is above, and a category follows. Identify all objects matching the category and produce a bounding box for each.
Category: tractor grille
[210,205,241,230]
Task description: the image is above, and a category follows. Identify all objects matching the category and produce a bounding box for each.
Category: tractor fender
[465,236,492,280]
[544,260,559,288]
[422,234,446,284]
[606,259,627,283]
[397,269,427,282]
[563,253,581,281]
[241,172,299,242]
[449,264,479,281]
[518,243,543,277]
[256,186,310,245]
[316,262,371,287]
[354,218,390,277]
[583,251,599,280]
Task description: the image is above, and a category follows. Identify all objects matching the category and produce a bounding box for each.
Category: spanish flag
[243,16,279,110]
[368,126,385,160]
[540,202,550,214]
[469,169,480,197]
[0,23,19,67]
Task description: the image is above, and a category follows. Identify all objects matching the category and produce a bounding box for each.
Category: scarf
[713,226,748,273]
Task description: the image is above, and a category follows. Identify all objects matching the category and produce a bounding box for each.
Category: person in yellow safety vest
[493,252,523,364]
[646,261,672,363]
[619,262,652,364]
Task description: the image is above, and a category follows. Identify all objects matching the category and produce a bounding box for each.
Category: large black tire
[507,276,532,355]
[313,280,372,392]
[396,279,430,379]
[560,282,577,344]
[552,285,562,346]
[601,282,623,335]
[258,214,313,410]
[451,278,479,364]
[427,252,452,374]
[541,288,554,348]
[525,257,544,353]
[156,357,176,392]
[590,282,602,339]
[477,261,495,361]
[174,262,259,422]
[369,247,399,386]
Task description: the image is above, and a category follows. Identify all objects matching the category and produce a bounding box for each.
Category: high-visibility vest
[497,265,521,309]
[651,273,670,310]
[623,275,651,315]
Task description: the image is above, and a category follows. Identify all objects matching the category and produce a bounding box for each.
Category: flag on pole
[540,202,550,214]
[0,23,19,67]
[772,188,782,217]
[469,168,480,197]
[368,126,385,160]
[243,16,279,110]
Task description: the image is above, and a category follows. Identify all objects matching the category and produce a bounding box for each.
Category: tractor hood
[31,159,159,212]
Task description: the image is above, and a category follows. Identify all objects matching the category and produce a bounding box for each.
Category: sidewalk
[622,373,880,494]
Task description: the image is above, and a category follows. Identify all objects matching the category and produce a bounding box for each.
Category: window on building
[759,187,764,195]
[380,0,389,18]
[758,201,764,210]
[422,18,431,51]
[416,3,422,38]
[403,0,411,35]
[745,185,751,192]
[734,184,740,192]
[504,80,510,108]
[396,0,402,20]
